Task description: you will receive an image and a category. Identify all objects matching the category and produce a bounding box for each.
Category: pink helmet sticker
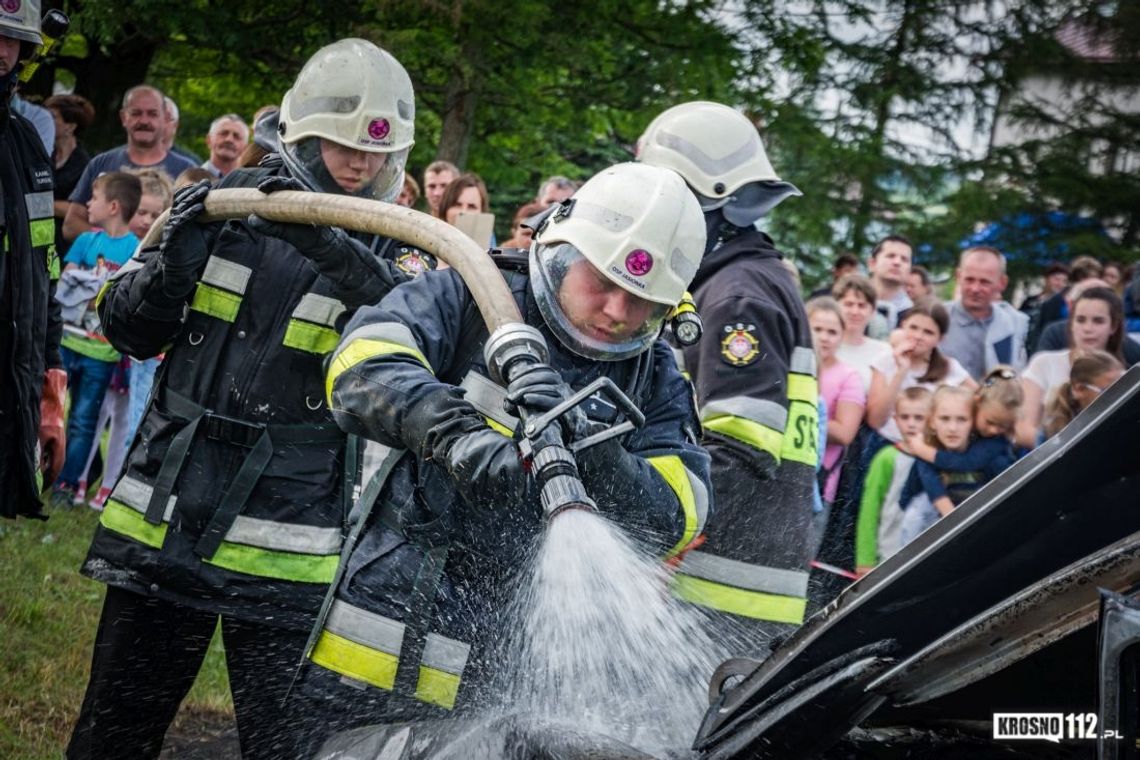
[367,118,391,141]
[624,249,654,277]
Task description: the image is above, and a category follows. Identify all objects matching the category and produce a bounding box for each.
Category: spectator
[866,234,914,337]
[1043,350,1125,438]
[44,94,95,254]
[62,85,197,242]
[536,175,577,207]
[201,113,249,178]
[238,106,278,169]
[127,168,174,239]
[162,95,201,163]
[396,172,420,207]
[939,246,1028,380]
[423,159,458,217]
[52,172,141,507]
[1019,261,1069,350]
[1103,261,1125,296]
[11,91,53,153]
[1034,278,1140,364]
[866,298,976,445]
[808,252,859,299]
[173,167,215,189]
[855,387,932,576]
[906,265,933,302]
[503,201,545,248]
[1017,286,1126,448]
[807,298,865,510]
[439,171,489,225]
[833,274,891,394]
[1031,254,1103,353]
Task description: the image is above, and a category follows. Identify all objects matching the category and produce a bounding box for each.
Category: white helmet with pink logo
[278,38,414,201]
[530,162,705,361]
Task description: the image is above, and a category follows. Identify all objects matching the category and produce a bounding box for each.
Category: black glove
[503,362,589,443]
[160,180,212,292]
[403,387,533,513]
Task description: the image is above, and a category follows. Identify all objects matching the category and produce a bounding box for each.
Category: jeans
[127,357,160,443]
[58,347,116,488]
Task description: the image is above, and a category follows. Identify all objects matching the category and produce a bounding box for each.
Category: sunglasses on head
[982,367,1017,386]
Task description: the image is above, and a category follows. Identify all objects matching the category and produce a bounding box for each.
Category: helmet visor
[281,136,408,202]
[531,242,671,362]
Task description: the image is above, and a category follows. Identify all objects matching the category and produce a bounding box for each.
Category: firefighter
[68,39,426,759]
[291,162,711,735]
[0,0,66,520]
[638,101,818,642]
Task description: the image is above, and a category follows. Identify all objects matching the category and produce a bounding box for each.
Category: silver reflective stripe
[687,467,710,534]
[334,321,423,362]
[25,191,54,219]
[325,599,404,655]
[459,371,518,432]
[656,128,759,178]
[670,345,686,373]
[790,346,817,376]
[110,476,176,522]
[293,293,346,328]
[701,396,788,431]
[225,515,342,555]
[679,550,809,598]
[422,633,470,675]
[564,199,633,233]
[200,256,251,295]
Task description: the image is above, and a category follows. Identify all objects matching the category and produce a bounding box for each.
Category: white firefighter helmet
[278,38,414,201]
[0,0,42,45]
[637,100,801,226]
[530,162,705,361]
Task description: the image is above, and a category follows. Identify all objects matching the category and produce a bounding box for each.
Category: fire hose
[142,189,645,519]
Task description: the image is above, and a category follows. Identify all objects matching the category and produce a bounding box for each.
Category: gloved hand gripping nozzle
[485,323,645,521]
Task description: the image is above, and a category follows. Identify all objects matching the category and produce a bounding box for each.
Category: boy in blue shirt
[53,172,141,507]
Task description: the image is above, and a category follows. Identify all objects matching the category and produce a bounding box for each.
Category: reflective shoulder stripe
[293,293,346,328]
[672,574,807,625]
[200,256,251,295]
[647,455,709,558]
[677,550,809,598]
[790,345,817,376]
[224,514,342,556]
[326,322,433,405]
[702,396,788,432]
[459,371,518,434]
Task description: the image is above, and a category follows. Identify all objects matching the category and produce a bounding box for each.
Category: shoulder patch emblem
[394,247,435,278]
[720,323,759,367]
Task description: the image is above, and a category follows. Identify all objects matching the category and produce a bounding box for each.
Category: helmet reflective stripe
[637,101,802,225]
[279,38,414,153]
[0,0,43,45]
[534,162,704,308]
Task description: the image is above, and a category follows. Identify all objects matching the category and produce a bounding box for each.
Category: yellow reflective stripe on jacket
[326,322,432,406]
[671,574,807,624]
[30,218,55,247]
[781,372,819,467]
[702,414,784,460]
[283,319,340,355]
[100,477,341,584]
[312,600,468,710]
[672,550,809,624]
[786,373,817,404]
[190,284,241,322]
[647,455,709,558]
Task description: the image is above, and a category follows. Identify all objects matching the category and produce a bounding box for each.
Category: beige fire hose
[141,188,523,335]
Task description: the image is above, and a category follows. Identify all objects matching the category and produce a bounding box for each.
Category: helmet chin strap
[703,209,748,256]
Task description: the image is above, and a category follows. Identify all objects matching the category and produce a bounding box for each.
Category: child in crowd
[808,298,866,508]
[898,368,1023,544]
[128,168,174,240]
[855,387,931,576]
[1043,350,1125,438]
[53,172,142,506]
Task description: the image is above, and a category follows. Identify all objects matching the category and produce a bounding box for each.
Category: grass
[0,503,234,759]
